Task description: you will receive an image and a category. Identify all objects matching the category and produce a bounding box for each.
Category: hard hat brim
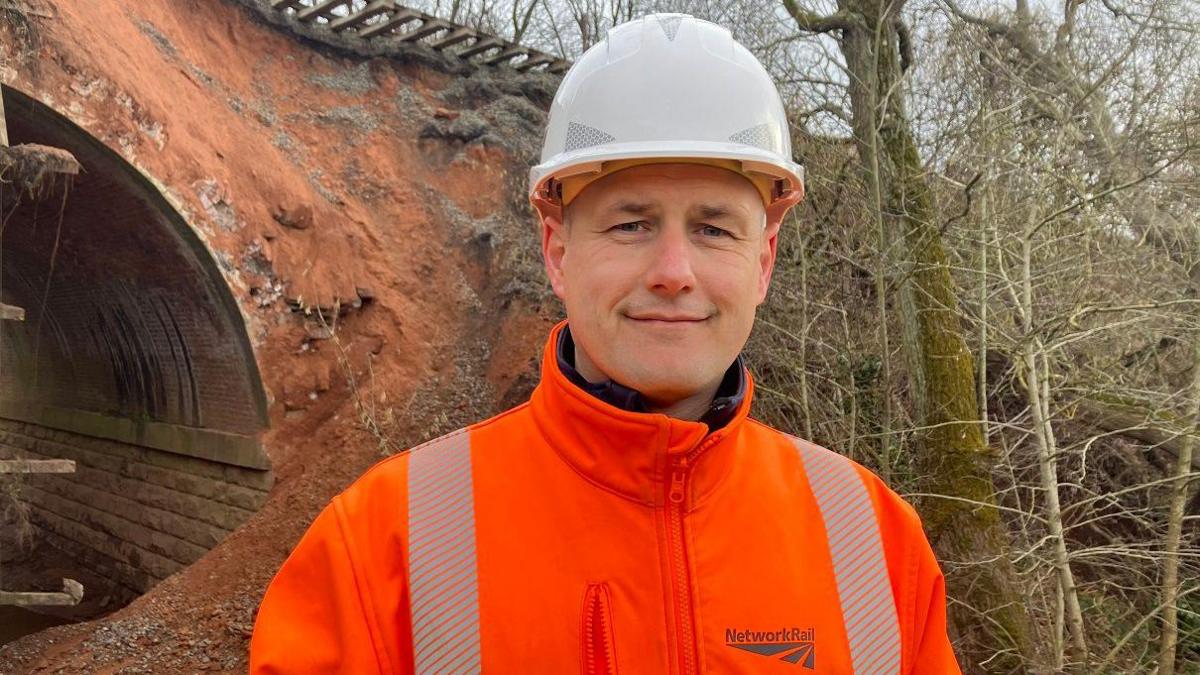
[529,140,805,207]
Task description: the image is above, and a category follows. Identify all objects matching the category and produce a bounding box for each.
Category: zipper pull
[669,459,687,504]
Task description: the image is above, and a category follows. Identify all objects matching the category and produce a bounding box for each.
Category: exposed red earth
[0,0,560,671]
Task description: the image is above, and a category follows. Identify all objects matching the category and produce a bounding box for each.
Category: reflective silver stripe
[793,438,901,675]
[407,430,482,674]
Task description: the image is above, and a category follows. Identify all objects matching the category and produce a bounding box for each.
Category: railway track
[261,0,570,74]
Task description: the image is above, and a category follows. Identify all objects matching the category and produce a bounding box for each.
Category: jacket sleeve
[249,498,393,674]
[910,531,962,675]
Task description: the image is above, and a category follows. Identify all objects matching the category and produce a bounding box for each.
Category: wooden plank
[429,27,475,50]
[514,53,555,71]
[457,37,503,58]
[329,0,392,31]
[401,19,452,42]
[297,0,351,23]
[0,302,23,321]
[0,459,76,474]
[358,8,421,38]
[481,46,527,66]
[0,579,84,607]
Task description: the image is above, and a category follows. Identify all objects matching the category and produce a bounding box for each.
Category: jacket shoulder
[747,420,944,667]
[336,401,532,514]
[330,433,441,517]
[322,406,530,622]
[745,418,924,532]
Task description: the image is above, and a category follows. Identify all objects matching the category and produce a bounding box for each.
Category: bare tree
[932,2,1200,669]
[780,0,1038,670]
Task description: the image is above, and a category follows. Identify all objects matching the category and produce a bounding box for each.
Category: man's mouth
[626,313,709,323]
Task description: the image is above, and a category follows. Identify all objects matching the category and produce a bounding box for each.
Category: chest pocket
[582,582,619,675]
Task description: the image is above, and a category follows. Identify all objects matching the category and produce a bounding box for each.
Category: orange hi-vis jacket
[250,321,961,674]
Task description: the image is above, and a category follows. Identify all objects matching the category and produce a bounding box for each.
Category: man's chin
[617,370,709,402]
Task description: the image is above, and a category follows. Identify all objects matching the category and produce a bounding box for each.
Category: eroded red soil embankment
[0,1,559,671]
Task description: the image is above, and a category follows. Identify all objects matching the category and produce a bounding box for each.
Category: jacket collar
[528,320,754,508]
[555,324,746,431]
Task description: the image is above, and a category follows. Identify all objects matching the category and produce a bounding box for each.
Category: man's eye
[700,224,729,237]
[613,221,646,233]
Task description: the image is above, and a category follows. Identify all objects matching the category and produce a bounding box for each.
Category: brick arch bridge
[0,84,271,602]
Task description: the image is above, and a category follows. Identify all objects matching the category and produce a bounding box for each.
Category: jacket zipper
[583,583,618,675]
[665,437,719,675]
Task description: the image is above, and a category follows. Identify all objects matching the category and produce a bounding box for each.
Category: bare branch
[780,0,853,34]
[940,0,1011,36]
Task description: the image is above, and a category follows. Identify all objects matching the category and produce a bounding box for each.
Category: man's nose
[645,225,697,295]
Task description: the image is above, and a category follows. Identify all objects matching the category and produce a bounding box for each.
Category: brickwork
[0,87,273,602]
[0,87,268,436]
[0,418,271,596]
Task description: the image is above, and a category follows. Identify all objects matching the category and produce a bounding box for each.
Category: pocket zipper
[582,582,618,675]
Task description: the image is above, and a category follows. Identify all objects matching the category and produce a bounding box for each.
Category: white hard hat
[529,13,805,209]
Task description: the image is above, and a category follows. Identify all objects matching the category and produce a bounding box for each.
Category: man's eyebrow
[596,200,658,218]
[597,201,746,221]
[692,203,736,220]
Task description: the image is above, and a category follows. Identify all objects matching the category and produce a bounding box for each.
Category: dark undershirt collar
[555,324,746,431]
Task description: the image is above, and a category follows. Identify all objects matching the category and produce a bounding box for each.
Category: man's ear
[758,198,800,304]
[534,197,568,300]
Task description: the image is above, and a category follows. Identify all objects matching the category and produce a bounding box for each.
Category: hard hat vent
[729,124,774,151]
[564,121,616,152]
[656,15,684,41]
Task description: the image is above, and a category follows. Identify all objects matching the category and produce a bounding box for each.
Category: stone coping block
[0,401,269,470]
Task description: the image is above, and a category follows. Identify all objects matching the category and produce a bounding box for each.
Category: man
[251,13,959,674]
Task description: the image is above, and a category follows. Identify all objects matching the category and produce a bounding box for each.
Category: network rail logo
[725,626,816,668]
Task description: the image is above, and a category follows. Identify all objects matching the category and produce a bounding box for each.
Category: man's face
[540,163,783,406]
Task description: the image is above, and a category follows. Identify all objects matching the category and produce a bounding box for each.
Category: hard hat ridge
[655,14,684,40]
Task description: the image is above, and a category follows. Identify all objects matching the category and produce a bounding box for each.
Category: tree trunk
[1021,340,1087,667]
[1156,287,1200,675]
[798,230,814,441]
[976,80,993,448]
[1015,143,1090,665]
[815,2,1038,669]
[864,72,895,480]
